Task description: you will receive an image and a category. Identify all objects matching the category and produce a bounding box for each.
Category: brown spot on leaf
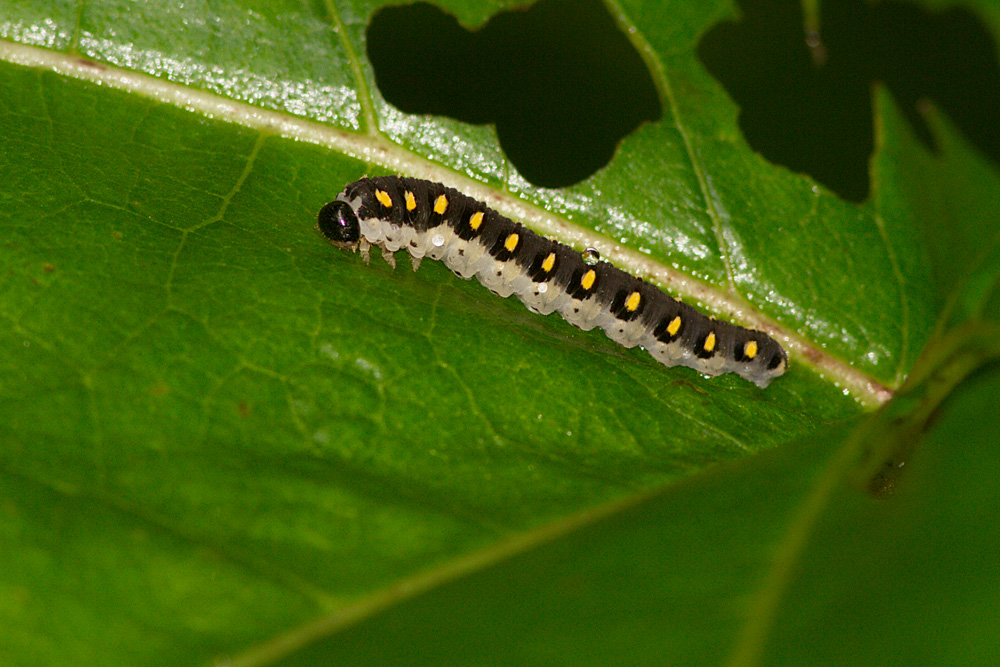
[76,58,106,71]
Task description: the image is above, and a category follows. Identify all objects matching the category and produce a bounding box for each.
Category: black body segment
[318,176,788,387]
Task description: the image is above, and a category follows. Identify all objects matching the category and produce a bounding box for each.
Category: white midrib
[0,39,893,407]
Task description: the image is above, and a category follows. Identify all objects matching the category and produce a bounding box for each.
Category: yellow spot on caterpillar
[704,331,716,353]
[581,269,596,290]
[625,291,641,312]
[541,252,556,273]
[405,191,417,211]
[744,340,758,360]
[434,194,448,214]
[375,189,392,208]
[667,316,682,336]
[504,233,519,252]
[470,211,484,230]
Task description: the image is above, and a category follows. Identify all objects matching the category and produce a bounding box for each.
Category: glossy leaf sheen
[1,0,999,666]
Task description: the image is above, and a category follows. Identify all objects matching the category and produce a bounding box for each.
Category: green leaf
[1,0,999,665]
[260,356,1000,667]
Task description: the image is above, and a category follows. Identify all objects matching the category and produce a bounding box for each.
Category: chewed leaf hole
[699,0,1000,203]
[366,0,662,188]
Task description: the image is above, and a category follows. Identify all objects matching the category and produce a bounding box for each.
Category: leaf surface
[1,0,999,665]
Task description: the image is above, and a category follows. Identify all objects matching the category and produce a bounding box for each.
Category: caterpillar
[318,176,788,388]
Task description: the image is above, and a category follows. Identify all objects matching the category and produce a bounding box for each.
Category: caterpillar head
[317,199,360,250]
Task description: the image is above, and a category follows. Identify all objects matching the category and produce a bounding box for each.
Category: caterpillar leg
[380,246,396,269]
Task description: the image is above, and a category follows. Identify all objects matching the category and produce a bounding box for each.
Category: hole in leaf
[699,0,1000,203]
[366,0,662,188]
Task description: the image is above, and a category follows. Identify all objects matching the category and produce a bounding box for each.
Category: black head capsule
[318,200,360,248]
